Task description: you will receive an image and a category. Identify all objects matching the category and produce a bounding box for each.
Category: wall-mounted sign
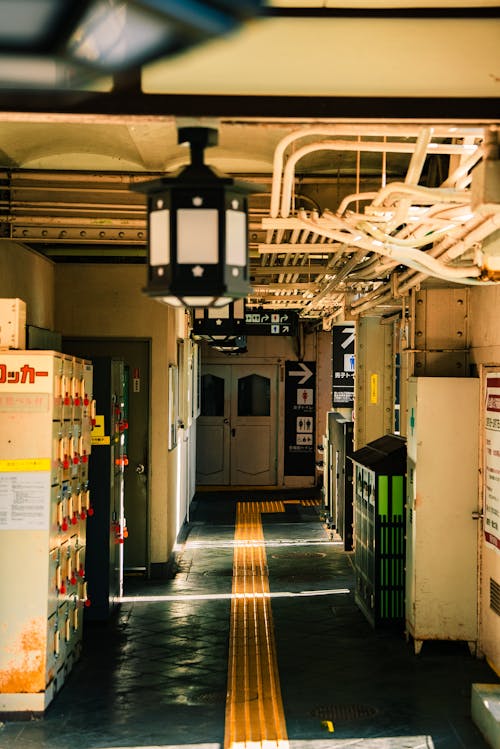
[0,467,50,530]
[284,361,316,476]
[484,373,500,551]
[332,324,355,407]
[91,414,111,445]
[244,308,298,336]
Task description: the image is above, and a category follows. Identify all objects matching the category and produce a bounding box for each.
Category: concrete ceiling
[0,4,499,324]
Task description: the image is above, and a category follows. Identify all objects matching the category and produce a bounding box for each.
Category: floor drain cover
[197,691,227,704]
[310,704,378,721]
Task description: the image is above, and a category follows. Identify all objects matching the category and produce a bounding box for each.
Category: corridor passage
[0,491,497,749]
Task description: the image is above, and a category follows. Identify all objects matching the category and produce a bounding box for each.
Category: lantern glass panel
[226,210,246,267]
[157,296,183,307]
[212,297,232,307]
[208,305,229,319]
[233,299,245,319]
[182,296,216,307]
[150,209,170,265]
[177,209,218,264]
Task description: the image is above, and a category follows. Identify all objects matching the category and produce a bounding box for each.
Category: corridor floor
[1,490,498,749]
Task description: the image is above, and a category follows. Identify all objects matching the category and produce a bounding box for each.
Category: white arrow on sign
[341,327,355,349]
[289,362,313,385]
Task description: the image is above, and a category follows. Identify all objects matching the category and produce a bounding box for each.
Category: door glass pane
[238,374,270,416]
[201,374,224,416]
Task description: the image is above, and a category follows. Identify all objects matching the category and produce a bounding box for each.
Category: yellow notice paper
[92,414,105,436]
[0,458,51,472]
[91,435,111,445]
[91,414,110,445]
[370,373,378,404]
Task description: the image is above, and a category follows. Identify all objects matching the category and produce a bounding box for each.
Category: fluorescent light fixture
[68,1,175,70]
[0,0,64,45]
[0,0,263,87]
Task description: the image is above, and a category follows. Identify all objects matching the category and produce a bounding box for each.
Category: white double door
[196,363,278,486]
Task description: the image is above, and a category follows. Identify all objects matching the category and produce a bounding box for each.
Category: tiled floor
[0,490,498,749]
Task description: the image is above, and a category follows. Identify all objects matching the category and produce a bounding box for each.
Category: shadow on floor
[0,490,497,749]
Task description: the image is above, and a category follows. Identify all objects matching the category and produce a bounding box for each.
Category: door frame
[197,361,280,487]
[62,336,151,574]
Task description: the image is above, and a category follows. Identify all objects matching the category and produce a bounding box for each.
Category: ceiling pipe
[296,211,487,283]
[269,124,484,218]
[279,140,478,219]
[384,126,433,233]
[303,250,366,312]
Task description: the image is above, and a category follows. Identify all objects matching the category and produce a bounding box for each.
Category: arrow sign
[341,327,355,349]
[289,362,313,385]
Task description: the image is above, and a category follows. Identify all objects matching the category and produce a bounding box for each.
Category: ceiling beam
[0,92,498,121]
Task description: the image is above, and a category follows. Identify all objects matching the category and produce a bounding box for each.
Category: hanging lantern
[134,127,255,308]
[210,335,247,355]
[192,298,246,344]
[0,1,263,89]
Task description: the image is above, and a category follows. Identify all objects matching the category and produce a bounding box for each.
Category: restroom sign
[297,416,313,433]
[332,324,355,407]
[298,388,313,405]
[284,361,316,476]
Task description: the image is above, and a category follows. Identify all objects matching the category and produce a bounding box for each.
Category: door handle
[136,463,145,475]
[231,428,236,437]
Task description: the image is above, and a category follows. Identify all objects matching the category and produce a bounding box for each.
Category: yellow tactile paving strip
[224,499,318,748]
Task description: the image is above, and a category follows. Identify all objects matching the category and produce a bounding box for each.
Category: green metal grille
[353,466,405,627]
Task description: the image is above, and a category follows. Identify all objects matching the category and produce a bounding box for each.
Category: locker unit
[350,434,406,628]
[0,350,93,714]
[406,376,480,654]
[324,411,354,550]
[84,357,127,621]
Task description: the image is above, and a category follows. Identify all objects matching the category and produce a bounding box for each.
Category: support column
[354,317,394,450]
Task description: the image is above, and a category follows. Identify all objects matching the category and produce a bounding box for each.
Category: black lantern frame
[134,127,255,308]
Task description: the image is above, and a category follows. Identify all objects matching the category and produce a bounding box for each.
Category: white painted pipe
[386,127,433,232]
[297,213,485,283]
[370,182,470,207]
[441,146,485,188]
[269,124,484,218]
[279,142,477,218]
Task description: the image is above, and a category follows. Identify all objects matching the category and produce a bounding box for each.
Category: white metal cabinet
[406,376,480,654]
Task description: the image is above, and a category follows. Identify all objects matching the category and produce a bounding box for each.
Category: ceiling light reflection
[91,737,434,749]
[182,539,343,549]
[119,588,350,604]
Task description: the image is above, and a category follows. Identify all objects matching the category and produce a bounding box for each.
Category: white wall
[54,263,182,568]
[0,241,55,330]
